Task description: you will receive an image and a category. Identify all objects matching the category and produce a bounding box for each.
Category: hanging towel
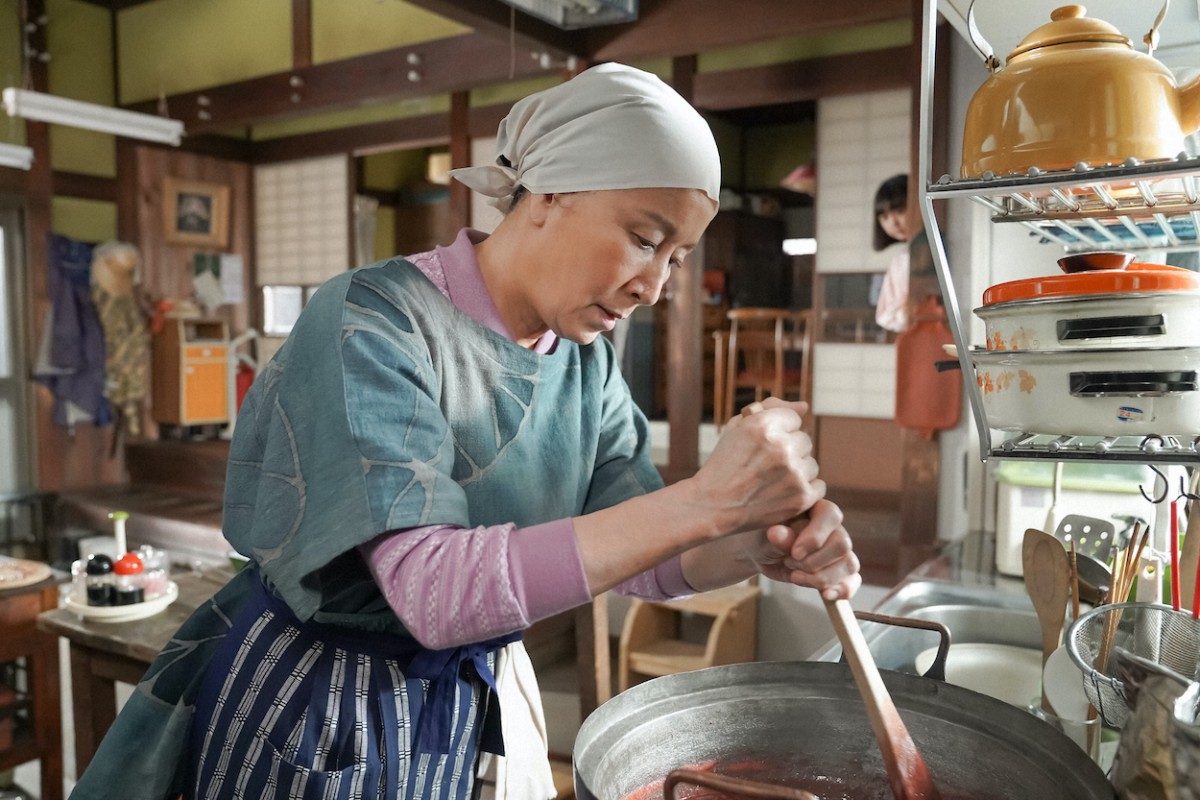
[33,234,112,430]
[479,640,558,800]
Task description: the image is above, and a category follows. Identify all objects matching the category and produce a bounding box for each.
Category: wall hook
[1140,464,1169,504]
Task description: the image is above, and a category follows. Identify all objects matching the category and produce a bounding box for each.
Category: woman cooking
[70,63,860,800]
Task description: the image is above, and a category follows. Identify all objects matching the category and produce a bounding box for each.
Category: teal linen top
[69,257,663,799]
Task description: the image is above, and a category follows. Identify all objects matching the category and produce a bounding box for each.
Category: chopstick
[1070,542,1080,621]
[1096,522,1147,673]
[1170,498,1181,612]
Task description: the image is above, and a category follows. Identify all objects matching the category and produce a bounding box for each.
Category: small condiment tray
[63,580,179,623]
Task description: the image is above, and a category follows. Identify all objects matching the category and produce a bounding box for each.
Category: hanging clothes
[33,234,112,431]
[91,242,150,435]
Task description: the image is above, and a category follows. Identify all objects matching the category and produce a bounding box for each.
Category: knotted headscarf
[450,62,721,209]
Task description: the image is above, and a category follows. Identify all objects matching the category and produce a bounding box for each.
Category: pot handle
[664,769,819,800]
[966,0,1000,72]
[1144,0,1170,57]
[1069,370,1199,396]
[841,610,953,682]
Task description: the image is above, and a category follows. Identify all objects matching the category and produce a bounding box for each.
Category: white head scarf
[449,63,721,210]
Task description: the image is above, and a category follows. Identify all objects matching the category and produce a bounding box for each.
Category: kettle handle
[966,0,1000,72]
[1144,0,1170,57]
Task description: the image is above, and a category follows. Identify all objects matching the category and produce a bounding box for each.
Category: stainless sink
[812,578,1042,676]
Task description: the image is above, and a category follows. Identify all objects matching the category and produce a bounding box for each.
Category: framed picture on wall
[163,177,230,249]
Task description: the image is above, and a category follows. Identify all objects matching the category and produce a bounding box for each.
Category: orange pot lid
[983,262,1200,305]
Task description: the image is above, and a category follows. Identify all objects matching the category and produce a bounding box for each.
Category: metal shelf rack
[917,0,1200,466]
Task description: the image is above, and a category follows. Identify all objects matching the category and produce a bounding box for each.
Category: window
[254,155,352,339]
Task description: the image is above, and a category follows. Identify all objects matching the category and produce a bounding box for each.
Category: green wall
[53,196,117,243]
[312,0,468,63]
[47,0,116,176]
[0,0,21,146]
[699,19,911,73]
[119,0,290,103]
[745,120,815,190]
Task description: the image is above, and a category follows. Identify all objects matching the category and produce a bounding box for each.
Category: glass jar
[137,545,170,600]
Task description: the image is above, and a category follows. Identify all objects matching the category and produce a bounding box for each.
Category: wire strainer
[1065,602,1200,728]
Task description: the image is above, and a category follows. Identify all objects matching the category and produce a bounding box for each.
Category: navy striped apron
[187,576,516,800]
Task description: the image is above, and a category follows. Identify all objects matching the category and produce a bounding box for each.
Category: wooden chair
[617,581,760,691]
[714,308,812,427]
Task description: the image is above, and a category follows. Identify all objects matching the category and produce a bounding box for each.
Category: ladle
[740,404,940,800]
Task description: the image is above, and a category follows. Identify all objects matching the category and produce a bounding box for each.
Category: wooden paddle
[1022,528,1071,714]
[826,597,941,799]
[739,403,940,799]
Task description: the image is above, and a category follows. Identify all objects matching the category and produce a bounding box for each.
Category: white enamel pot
[974,253,1200,352]
[971,346,1200,437]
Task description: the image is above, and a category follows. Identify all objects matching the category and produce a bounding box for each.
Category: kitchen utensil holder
[1066,602,1200,727]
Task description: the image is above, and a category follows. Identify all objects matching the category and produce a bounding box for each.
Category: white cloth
[478,640,558,800]
[450,63,721,209]
[875,246,910,333]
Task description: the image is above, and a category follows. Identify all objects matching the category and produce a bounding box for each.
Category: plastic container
[993,460,1152,577]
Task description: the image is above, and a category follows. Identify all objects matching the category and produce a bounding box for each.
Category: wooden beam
[248,101,516,165]
[292,0,313,70]
[448,91,470,231]
[587,0,912,62]
[402,0,586,60]
[693,45,914,111]
[252,113,449,164]
[52,171,117,203]
[72,0,155,8]
[663,54,703,482]
[0,167,27,194]
[126,34,559,136]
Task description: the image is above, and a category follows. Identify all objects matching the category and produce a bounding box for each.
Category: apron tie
[408,631,521,756]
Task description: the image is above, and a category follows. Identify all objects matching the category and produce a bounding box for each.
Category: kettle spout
[1179,74,1200,136]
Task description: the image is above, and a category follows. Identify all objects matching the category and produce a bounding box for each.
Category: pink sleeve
[361,520,694,649]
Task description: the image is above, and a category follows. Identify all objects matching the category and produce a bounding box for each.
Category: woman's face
[517,187,717,346]
[878,206,910,243]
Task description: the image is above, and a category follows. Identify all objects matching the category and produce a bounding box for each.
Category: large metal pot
[574,661,1114,800]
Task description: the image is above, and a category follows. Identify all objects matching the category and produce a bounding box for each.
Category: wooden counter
[36,566,236,776]
[1,573,64,800]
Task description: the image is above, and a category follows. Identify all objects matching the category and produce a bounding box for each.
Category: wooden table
[36,566,236,777]
[1,573,65,800]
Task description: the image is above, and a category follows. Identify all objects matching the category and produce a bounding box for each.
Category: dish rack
[917,0,1200,466]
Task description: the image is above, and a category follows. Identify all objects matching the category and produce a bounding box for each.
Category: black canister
[85,553,115,606]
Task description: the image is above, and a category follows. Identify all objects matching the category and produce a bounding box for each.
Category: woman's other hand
[745,499,861,600]
[689,398,824,536]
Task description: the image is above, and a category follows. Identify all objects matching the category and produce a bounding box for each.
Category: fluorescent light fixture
[2,88,184,146]
[0,142,33,170]
[498,0,637,29]
[783,238,818,256]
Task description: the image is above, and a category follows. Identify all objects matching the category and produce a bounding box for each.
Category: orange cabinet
[152,318,229,426]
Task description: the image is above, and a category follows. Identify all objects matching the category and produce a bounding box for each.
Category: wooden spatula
[739,403,940,799]
[1022,528,1071,714]
[826,597,941,799]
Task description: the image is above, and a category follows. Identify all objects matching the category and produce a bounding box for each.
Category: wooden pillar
[291,0,313,69]
[662,55,703,484]
[448,91,470,232]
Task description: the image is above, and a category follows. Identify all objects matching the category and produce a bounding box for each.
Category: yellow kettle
[961,3,1200,178]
